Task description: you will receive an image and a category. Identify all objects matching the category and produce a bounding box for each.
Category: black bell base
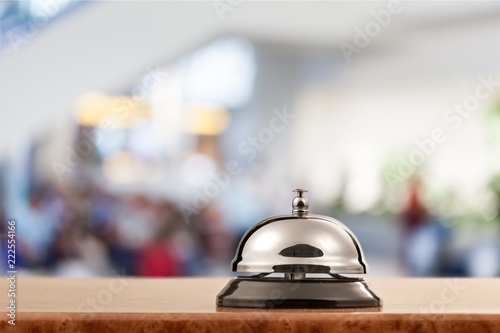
[216,277,382,309]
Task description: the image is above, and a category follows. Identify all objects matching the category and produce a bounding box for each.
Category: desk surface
[1,277,500,332]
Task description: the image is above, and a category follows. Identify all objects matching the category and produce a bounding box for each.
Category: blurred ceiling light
[184,103,230,136]
[181,37,255,109]
[74,92,151,128]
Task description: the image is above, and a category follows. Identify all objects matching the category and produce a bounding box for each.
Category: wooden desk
[1,278,499,332]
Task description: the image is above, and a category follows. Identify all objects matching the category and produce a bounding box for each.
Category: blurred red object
[402,177,428,235]
[135,242,182,277]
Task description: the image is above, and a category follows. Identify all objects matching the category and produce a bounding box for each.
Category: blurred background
[1,1,500,278]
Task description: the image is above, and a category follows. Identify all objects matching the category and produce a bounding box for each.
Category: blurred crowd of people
[1,169,499,277]
[3,182,236,277]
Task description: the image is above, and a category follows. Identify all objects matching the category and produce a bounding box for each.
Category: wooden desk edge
[2,312,500,333]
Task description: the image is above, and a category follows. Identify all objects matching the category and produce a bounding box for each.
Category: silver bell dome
[231,189,368,275]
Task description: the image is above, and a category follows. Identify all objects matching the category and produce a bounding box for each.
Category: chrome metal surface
[216,277,382,308]
[285,272,306,280]
[292,188,309,216]
[231,189,368,274]
[219,189,380,309]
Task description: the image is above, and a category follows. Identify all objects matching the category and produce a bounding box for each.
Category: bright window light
[181,37,255,110]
